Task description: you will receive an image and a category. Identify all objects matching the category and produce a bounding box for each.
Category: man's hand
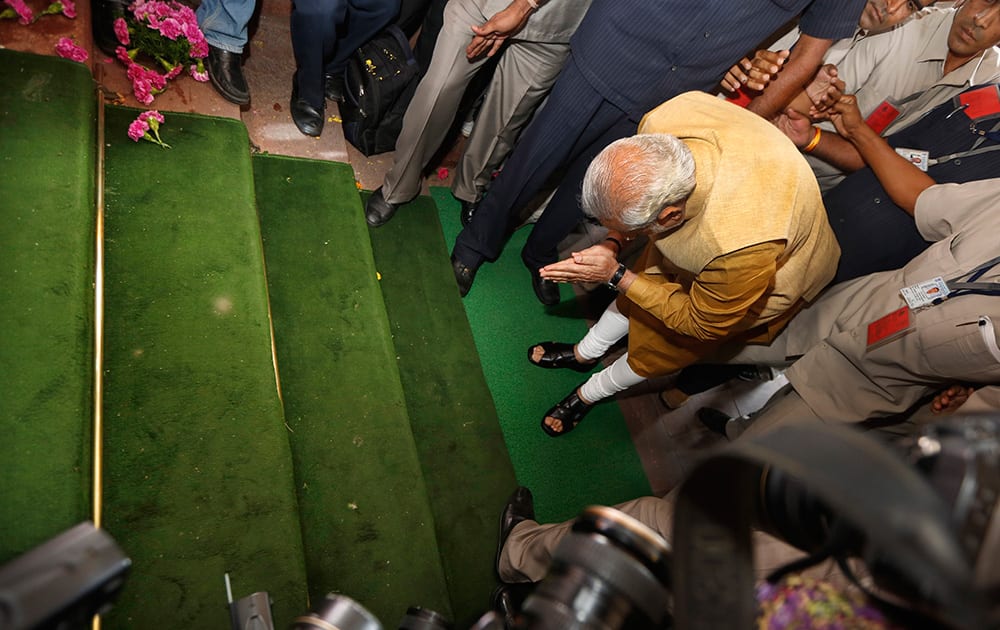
[774,107,815,148]
[539,245,619,284]
[721,49,789,93]
[466,0,533,59]
[930,385,976,414]
[821,93,867,141]
[805,64,845,115]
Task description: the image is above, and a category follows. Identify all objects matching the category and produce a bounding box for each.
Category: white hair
[581,134,696,230]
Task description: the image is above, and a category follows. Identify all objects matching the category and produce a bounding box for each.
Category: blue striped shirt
[572,0,867,118]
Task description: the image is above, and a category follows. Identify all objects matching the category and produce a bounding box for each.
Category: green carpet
[101,106,309,627]
[432,188,652,523]
[367,194,518,626]
[0,49,96,564]
[254,155,452,624]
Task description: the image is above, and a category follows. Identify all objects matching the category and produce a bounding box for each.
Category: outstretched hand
[539,244,619,284]
[466,1,532,59]
[820,93,867,141]
[721,49,789,93]
[806,65,846,115]
[774,107,815,148]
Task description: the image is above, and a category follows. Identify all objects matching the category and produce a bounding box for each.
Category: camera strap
[671,423,985,630]
[945,254,1000,297]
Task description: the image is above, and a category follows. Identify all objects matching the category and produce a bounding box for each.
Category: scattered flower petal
[55,37,88,62]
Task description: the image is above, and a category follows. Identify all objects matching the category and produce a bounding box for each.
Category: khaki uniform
[742,179,1000,434]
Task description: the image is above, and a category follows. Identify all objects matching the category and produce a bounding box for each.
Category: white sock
[579,353,646,403]
[577,300,629,361]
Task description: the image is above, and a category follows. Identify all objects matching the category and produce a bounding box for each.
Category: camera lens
[290,593,381,630]
[518,506,672,629]
[398,606,453,630]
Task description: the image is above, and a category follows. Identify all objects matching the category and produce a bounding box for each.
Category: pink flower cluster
[114,0,209,104]
[128,0,208,58]
[1,0,35,24]
[114,14,129,45]
[128,109,170,148]
[1,0,75,23]
[124,58,168,104]
[55,36,87,62]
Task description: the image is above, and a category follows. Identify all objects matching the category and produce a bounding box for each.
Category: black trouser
[290,0,399,108]
[451,56,636,273]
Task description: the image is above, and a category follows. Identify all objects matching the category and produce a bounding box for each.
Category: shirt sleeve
[623,241,784,342]
[824,24,894,96]
[799,0,868,41]
[915,179,1000,241]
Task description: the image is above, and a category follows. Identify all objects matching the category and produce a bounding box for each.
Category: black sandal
[541,386,593,437]
[527,341,596,373]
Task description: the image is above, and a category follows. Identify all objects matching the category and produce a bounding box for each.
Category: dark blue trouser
[291,0,399,108]
[451,55,636,272]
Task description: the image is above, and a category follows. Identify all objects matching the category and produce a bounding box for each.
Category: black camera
[5,416,998,630]
[674,415,1000,629]
[0,522,130,630]
[285,506,673,630]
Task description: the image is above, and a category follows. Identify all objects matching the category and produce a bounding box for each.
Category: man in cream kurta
[535,92,840,435]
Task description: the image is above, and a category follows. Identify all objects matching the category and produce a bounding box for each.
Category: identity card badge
[866,306,913,350]
[900,276,950,309]
[895,148,929,171]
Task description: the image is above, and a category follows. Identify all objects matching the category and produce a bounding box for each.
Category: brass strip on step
[92,71,106,532]
[92,71,107,630]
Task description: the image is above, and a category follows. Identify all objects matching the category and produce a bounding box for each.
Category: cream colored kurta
[619,91,840,377]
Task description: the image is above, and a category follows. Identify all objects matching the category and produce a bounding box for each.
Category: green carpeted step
[0,49,96,564]
[432,188,652,523]
[367,195,518,626]
[253,155,452,625]
[101,106,309,627]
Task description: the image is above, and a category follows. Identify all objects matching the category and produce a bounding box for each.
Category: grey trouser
[382,0,570,204]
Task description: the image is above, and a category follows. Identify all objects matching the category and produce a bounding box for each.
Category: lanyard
[945,255,1000,298]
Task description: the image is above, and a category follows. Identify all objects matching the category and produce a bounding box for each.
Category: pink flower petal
[55,37,88,62]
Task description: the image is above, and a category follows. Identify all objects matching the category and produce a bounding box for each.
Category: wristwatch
[607,262,628,290]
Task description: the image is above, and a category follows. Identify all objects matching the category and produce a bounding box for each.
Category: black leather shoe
[530,268,560,306]
[490,583,534,626]
[365,187,400,227]
[459,199,478,227]
[324,72,345,103]
[451,254,478,297]
[290,83,324,137]
[497,487,534,579]
[697,407,732,437]
[206,45,250,105]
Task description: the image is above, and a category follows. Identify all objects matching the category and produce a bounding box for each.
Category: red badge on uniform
[959,84,1000,120]
[867,306,911,349]
[865,99,900,135]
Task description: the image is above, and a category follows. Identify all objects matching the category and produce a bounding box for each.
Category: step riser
[100,106,309,627]
[254,156,453,623]
[0,50,97,566]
